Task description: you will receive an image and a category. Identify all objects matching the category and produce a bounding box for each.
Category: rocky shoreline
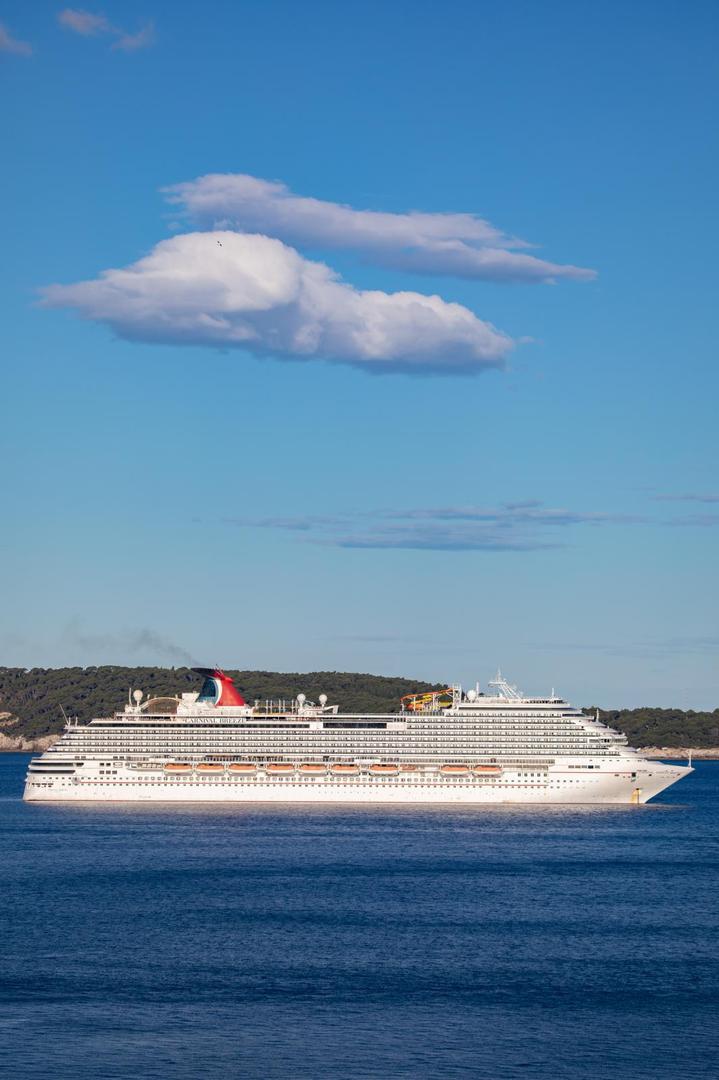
[0,734,62,752]
[639,747,719,759]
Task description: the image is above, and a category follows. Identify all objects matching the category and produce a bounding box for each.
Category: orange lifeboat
[472,765,502,775]
[164,763,191,773]
[369,764,400,776]
[228,763,256,773]
[440,764,470,775]
[400,764,419,772]
[196,763,225,773]
[331,763,360,775]
[266,763,295,775]
[298,763,326,774]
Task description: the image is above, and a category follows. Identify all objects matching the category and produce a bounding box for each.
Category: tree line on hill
[0,666,717,747]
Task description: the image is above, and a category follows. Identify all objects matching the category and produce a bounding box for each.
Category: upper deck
[54,667,623,756]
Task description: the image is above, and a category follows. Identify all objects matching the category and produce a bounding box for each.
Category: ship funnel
[192,667,246,707]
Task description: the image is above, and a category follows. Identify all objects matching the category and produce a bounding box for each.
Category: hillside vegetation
[0,667,717,747]
[589,707,719,749]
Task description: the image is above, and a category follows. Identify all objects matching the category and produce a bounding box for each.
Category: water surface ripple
[1,755,716,1079]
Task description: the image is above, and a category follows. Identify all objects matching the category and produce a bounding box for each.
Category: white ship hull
[24,760,691,805]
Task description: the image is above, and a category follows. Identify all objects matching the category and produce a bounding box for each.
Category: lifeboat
[164,763,191,773]
[472,765,502,775]
[400,764,418,772]
[195,763,225,773]
[228,763,256,773]
[298,763,326,774]
[330,763,359,775]
[440,764,470,775]
[266,763,295,775]
[369,764,400,776]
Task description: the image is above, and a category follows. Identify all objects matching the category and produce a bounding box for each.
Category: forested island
[0,666,717,752]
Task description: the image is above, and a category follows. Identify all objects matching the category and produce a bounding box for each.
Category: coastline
[0,734,61,753]
[639,747,719,759]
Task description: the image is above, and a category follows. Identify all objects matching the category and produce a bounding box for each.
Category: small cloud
[653,492,719,504]
[58,9,155,51]
[334,528,560,552]
[374,504,646,527]
[223,513,347,531]
[112,21,154,52]
[663,513,719,528]
[503,499,544,511]
[0,22,32,56]
[164,173,597,285]
[57,9,113,36]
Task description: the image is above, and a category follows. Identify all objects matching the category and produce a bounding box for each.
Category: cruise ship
[23,668,692,804]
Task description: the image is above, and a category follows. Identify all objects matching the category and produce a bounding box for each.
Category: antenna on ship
[488,669,522,700]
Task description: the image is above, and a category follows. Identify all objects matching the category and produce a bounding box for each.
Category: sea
[0,754,717,1080]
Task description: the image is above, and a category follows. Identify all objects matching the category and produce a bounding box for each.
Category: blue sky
[2,1,718,707]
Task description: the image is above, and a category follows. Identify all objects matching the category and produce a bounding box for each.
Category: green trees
[583,706,719,748]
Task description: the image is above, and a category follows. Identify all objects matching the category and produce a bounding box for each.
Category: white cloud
[112,21,154,51]
[58,9,154,51]
[57,9,113,36]
[164,173,596,284]
[41,231,513,374]
[0,22,32,56]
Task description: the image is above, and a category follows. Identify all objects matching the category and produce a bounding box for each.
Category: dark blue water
[1,755,717,1079]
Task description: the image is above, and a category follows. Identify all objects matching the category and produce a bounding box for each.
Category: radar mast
[488,670,522,700]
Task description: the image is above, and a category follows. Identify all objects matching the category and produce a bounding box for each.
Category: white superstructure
[23,667,692,804]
